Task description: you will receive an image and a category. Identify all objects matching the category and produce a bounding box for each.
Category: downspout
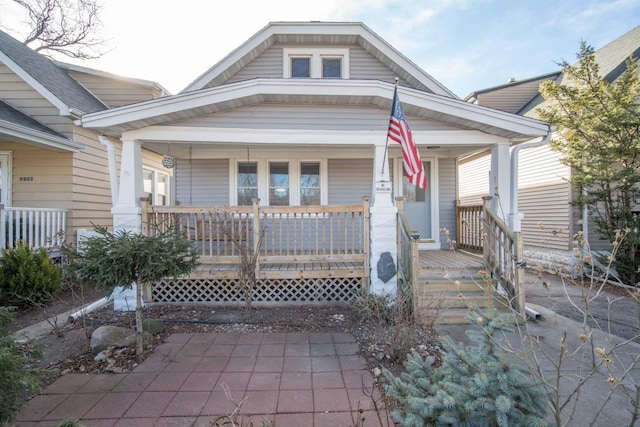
[99,136,119,206]
[509,126,555,231]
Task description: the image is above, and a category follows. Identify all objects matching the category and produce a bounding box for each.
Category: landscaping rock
[90,325,151,354]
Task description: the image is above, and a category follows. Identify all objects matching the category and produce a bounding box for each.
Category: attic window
[283,48,349,79]
[291,57,311,78]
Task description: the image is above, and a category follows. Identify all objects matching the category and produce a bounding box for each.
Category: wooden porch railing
[0,206,67,250]
[142,198,370,279]
[396,197,420,309]
[482,196,525,319]
[455,201,483,253]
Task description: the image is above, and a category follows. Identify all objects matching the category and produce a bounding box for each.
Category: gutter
[509,126,556,231]
[99,136,119,205]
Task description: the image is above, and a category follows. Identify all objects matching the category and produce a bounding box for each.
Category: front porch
[141,196,525,323]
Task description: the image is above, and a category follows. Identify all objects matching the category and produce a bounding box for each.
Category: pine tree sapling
[68,225,199,361]
[384,307,550,426]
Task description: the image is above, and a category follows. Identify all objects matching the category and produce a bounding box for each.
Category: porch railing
[0,206,67,250]
[396,197,420,312]
[482,196,525,319]
[142,198,370,274]
[455,201,483,252]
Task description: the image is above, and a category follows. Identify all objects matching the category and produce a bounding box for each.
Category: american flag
[387,86,427,189]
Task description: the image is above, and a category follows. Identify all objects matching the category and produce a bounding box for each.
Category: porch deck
[418,249,483,270]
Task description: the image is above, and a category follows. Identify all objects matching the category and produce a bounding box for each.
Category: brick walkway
[14,332,383,426]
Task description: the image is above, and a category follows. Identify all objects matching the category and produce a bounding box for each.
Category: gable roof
[182,21,457,98]
[0,100,83,151]
[54,61,171,97]
[0,30,106,116]
[464,72,561,114]
[485,25,640,118]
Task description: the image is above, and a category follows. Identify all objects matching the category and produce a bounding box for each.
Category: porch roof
[79,79,550,143]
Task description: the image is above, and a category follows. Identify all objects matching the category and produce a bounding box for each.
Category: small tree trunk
[135,280,144,362]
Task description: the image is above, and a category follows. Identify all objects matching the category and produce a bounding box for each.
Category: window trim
[283,48,349,79]
[143,167,171,206]
[231,158,327,206]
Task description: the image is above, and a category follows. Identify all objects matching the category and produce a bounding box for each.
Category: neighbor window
[322,57,342,78]
[237,162,258,206]
[300,162,321,205]
[291,57,311,78]
[269,162,290,206]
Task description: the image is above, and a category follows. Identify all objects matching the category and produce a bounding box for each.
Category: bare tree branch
[10,0,106,59]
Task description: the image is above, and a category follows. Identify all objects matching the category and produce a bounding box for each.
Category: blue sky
[2,0,639,97]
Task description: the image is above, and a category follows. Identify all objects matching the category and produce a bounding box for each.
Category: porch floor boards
[418,249,483,270]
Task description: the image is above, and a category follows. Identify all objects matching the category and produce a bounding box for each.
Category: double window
[284,48,349,79]
[235,161,323,206]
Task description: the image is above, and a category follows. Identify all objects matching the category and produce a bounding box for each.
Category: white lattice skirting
[152,278,363,304]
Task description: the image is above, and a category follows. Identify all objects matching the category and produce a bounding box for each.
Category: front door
[403,160,431,239]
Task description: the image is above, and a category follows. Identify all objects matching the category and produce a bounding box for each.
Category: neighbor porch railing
[455,200,483,253]
[0,206,67,250]
[482,196,525,319]
[142,197,370,277]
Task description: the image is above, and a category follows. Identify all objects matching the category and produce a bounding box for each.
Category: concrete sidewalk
[439,270,640,427]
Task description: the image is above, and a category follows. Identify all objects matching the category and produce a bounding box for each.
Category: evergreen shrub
[384,307,550,427]
[0,242,62,308]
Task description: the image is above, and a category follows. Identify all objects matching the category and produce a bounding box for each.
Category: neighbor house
[0,29,173,251]
[79,22,551,318]
[461,25,640,273]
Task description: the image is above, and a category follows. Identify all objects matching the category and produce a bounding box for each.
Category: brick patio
[14,332,386,426]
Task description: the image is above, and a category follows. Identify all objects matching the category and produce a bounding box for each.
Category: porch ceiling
[79,79,550,142]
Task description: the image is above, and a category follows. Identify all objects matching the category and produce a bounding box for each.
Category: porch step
[413,273,514,325]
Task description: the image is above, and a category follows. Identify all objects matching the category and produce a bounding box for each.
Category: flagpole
[381,77,399,176]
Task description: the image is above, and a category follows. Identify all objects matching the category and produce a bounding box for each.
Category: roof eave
[0,121,84,152]
[81,79,549,141]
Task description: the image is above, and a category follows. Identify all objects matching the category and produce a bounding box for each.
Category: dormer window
[291,57,311,78]
[284,48,349,79]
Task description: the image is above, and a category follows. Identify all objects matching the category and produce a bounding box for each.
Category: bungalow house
[461,25,640,274]
[0,29,173,251]
[79,22,551,319]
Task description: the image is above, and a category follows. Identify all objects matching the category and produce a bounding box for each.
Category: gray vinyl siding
[349,47,409,84]
[458,155,490,205]
[226,47,283,83]
[225,45,413,86]
[171,104,460,132]
[328,158,372,204]
[175,159,229,205]
[471,76,554,114]
[439,158,457,247]
[517,145,571,251]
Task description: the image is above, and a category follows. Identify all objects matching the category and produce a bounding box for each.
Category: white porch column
[112,138,143,233]
[369,143,398,296]
[489,142,512,221]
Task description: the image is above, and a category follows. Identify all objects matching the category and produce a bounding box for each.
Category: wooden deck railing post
[139,197,150,236]
[252,198,261,278]
[362,196,371,289]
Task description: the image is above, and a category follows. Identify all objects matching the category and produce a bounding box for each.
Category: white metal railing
[0,207,67,250]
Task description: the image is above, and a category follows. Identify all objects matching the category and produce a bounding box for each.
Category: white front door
[0,152,11,207]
